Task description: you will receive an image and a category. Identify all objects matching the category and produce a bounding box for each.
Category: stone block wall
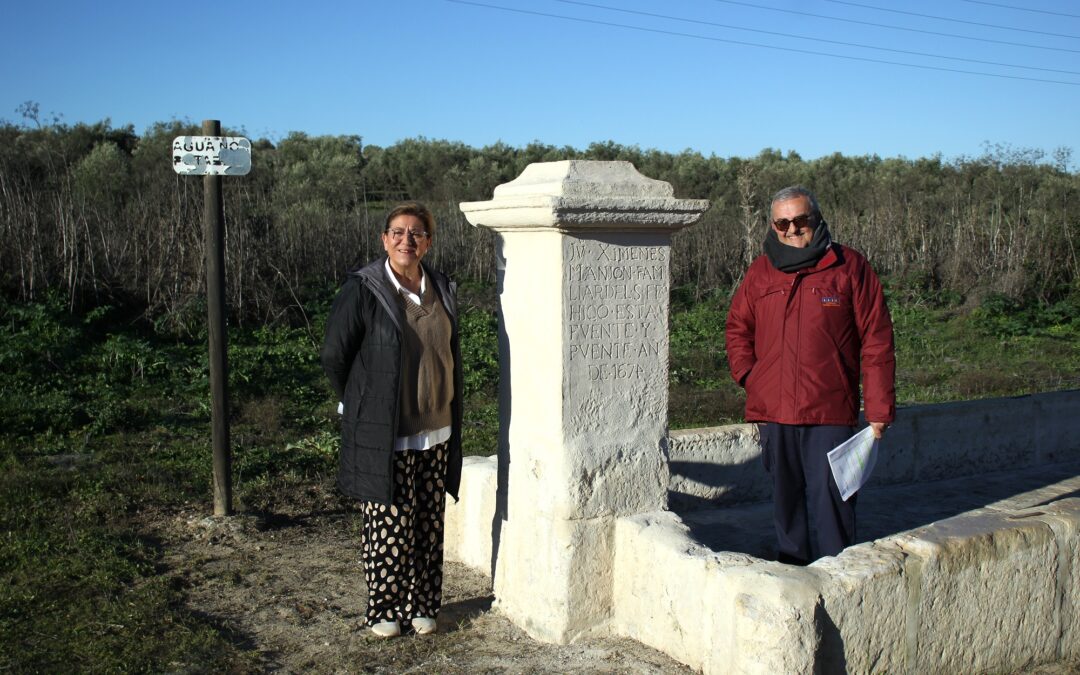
[606,496,1080,674]
[444,390,1080,672]
[668,390,1080,510]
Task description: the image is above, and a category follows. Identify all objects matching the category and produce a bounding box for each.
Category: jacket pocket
[758,283,787,300]
[743,350,778,416]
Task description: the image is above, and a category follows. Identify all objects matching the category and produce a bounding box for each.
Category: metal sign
[172,136,252,176]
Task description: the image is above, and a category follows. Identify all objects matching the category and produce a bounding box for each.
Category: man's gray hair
[770,186,822,220]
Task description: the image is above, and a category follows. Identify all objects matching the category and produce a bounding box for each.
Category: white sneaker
[371,620,401,637]
[412,617,437,635]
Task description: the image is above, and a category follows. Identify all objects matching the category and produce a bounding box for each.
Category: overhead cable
[444,0,1080,85]
[824,0,1080,40]
[554,0,1080,76]
[955,0,1080,20]
[701,0,1080,54]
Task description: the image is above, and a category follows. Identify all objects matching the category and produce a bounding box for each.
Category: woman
[321,201,463,637]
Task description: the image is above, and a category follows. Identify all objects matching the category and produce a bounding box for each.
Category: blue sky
[3,0,1079,165]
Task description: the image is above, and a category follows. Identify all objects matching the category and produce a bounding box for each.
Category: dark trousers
[361,443,448,626]
[760,423,856,564]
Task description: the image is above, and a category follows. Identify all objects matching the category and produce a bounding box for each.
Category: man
[725,185,895,564]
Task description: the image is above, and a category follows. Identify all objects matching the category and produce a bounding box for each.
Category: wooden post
[202,119,232,516]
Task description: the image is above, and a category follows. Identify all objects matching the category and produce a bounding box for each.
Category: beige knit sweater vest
[395,285,454,436]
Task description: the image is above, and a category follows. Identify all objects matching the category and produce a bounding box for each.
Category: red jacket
[725,244,896,426]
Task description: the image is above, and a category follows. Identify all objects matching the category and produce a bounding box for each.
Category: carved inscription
[565,240,667,382]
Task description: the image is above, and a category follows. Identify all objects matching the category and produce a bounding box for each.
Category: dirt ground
[144,481,1080,675]
[144,483,693,674]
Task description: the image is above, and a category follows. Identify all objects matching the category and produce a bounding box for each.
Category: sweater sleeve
[853,259,896,424]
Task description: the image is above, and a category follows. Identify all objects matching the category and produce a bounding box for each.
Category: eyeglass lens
[773,214,812,231]
[389,229,428,240]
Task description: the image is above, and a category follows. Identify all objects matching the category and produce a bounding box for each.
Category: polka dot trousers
[361,442,447,626]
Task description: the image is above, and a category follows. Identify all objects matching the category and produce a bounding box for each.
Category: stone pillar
[460,161,708,643]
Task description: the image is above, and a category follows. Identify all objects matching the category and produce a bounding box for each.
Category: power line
[824,0,1080,40]
[955,0,1080,20]
[553,0,1080,77]
[444,0,1080,86]
[701,0,1080,54]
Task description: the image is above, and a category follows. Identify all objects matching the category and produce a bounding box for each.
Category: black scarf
[763,219,833,272]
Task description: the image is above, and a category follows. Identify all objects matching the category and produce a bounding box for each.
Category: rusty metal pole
[202,119,232,516]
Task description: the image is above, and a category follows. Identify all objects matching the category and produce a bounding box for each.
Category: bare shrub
[2,123,1076,328]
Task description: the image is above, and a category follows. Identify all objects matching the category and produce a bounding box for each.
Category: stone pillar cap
[460,160,709,233]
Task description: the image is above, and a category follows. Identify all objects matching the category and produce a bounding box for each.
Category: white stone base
[445,452,1080,673]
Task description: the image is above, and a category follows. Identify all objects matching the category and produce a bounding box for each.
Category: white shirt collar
[384,258,425,305]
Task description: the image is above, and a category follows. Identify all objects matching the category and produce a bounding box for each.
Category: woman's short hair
[384,201,436,238]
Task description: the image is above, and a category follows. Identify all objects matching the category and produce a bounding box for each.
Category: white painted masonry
[448,392,1080,672]
[459,160,708,643]
[452,161,1080,672]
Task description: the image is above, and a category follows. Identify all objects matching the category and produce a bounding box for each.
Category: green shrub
[972,291,1080,339]
[459,306,499,397]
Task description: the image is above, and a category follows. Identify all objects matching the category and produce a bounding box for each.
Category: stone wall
[611,495,1080,674]
[449,390,1080,590]
[446,390,1080,673]
[668,389,1080,511]
[448,458,1080,675]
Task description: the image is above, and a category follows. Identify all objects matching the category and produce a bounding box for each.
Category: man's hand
[870,421,889,439]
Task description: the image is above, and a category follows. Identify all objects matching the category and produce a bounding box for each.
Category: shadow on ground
[675,461,1080,560]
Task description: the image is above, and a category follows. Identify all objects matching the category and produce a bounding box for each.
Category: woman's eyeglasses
[386,229,430,241]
